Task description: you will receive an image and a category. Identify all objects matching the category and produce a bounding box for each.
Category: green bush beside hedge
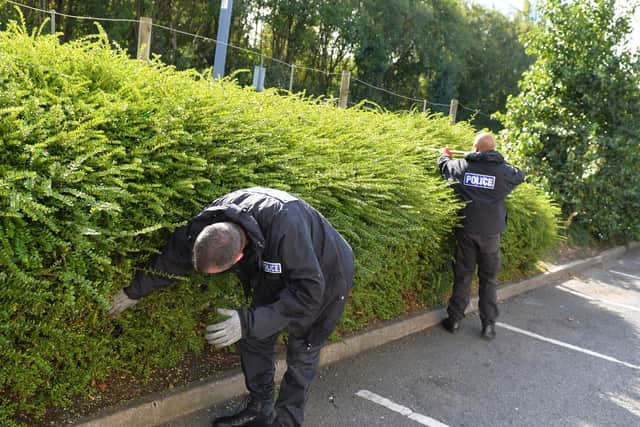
[0,22,559,424]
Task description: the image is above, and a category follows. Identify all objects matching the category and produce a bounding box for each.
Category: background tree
[347,0,464,112]
[500,0,640,241]
[296,0,358,95]
[456,4,534,130]
[0,0,533,129]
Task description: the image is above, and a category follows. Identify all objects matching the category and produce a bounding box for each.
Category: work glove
[107,289,139,316]
[440,147,452,157]
[205,308,243,348]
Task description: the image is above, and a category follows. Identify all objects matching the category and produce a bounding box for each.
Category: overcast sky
[468,0,639,50]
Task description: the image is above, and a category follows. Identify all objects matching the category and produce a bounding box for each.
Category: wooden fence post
[449,98,459,124]
[50,9,56,34]
[339,70,350,109]
[253,56,266,92]
[137,17,153,61]
[288,64,295,92]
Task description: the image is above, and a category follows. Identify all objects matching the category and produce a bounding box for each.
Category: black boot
[481,323,496,340]
[441,317,461,334]
[212,398,275,427]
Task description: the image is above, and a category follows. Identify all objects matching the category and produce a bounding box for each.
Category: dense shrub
[499,0,640,241]
[0,21,559,424]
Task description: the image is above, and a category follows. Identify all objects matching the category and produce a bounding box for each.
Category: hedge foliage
[0,20,559,424]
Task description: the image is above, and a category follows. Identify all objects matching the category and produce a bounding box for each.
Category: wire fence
[4,0,495,121]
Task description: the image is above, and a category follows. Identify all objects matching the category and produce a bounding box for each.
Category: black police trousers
[447,230,501,325]
[238,333,322,427]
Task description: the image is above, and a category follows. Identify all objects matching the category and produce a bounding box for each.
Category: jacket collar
[464,150,504,163]
[199,204,266,252]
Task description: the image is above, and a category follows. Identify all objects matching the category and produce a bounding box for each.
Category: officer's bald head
[473,132,496,152]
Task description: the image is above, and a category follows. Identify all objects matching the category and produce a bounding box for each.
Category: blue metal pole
[213,0,234,80]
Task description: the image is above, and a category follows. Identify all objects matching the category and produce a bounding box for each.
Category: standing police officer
[108,187,354,427]
[438,133,524,339]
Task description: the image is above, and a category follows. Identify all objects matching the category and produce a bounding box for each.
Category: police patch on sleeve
[463,172,495,189]
[263,261,282,274]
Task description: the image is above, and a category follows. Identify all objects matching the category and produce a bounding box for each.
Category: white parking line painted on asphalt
[609,270,640,281]
[355,390,449,427]
[496,322,640,370]
[556,285,640,312]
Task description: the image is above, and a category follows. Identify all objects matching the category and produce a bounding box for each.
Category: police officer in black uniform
[437,133,524,340]
[108,187,354,427]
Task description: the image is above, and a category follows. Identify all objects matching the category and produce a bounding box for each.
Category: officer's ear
[234,251,244,263]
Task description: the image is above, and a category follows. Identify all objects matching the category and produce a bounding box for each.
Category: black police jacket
[438,151,525,234]
[124,187,354,345]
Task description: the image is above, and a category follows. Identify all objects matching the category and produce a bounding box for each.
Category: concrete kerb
[74,243,638,427]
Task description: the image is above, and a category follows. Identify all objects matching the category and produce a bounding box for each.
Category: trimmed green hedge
[0,21,559,424]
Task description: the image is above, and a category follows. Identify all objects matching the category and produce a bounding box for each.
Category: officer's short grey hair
[192,222,244,272]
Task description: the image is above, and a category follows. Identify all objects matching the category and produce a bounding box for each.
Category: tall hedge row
[0,21,559,424]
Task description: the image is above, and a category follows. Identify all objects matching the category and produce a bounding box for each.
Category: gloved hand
[440,147,452,157]
[107,289,139,316]
[205,308,243,348]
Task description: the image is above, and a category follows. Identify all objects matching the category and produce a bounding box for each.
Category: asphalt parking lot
[161,250,639,427]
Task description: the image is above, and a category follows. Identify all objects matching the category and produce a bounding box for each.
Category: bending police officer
[108,187,354,427]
